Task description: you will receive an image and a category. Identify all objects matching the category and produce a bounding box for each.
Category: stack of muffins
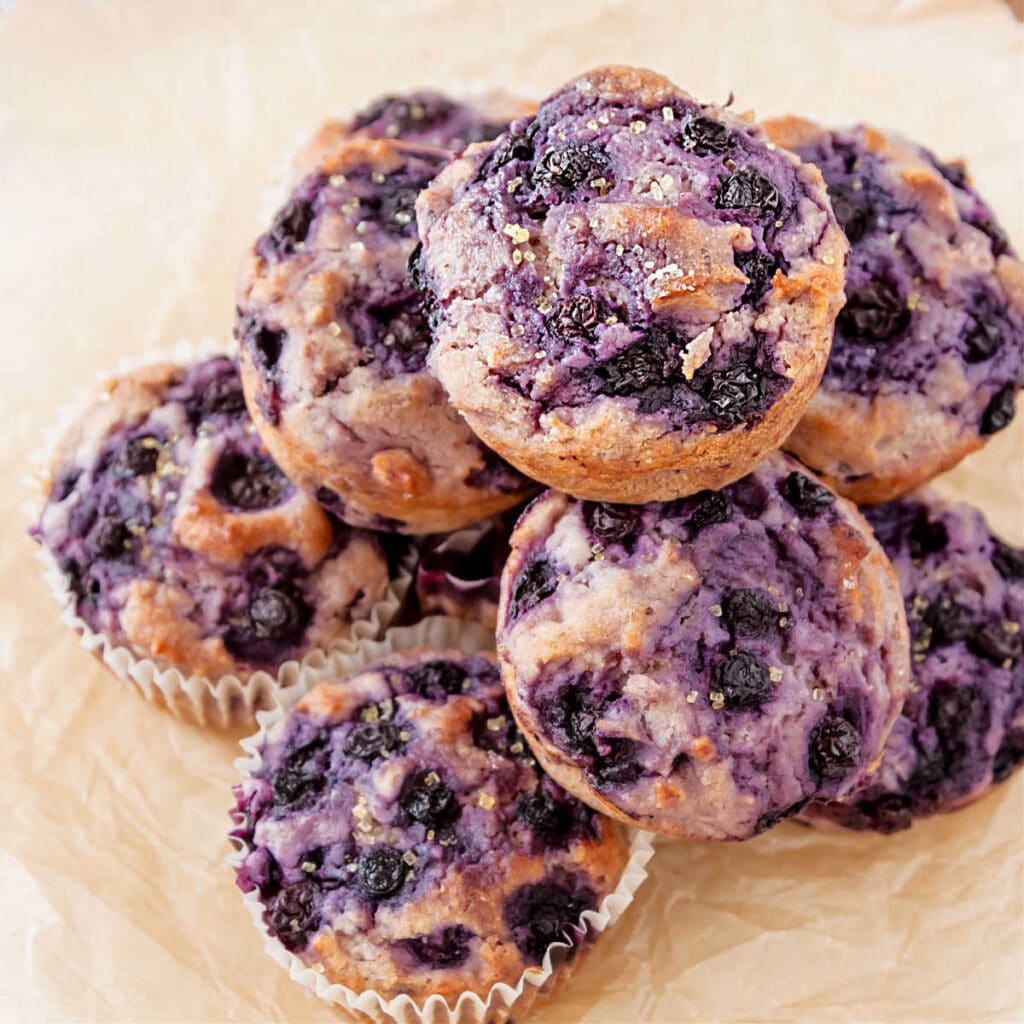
[30,65,1023,1022]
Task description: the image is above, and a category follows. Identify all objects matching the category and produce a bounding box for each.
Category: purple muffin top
[769,119,1024,434]
[33,357,389,678]
[416,66,845,459]
[237,133,535,534]
[496,452,910,841]
[803,493,1024,834]
[230,649,629,1001]
[342,89,534,152]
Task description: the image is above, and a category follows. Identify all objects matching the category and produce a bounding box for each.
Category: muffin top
[415,65,846,499]
[497,453,910,840]
[767,118,1024,500]
[804,493,1024,833]
[231,649,630,1002]
[237,134,535,534]
[34,356,388,677]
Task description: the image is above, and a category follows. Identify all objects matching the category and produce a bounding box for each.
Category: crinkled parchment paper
[0,1,1020,1020]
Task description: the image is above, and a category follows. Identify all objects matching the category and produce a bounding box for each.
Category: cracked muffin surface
[496,452,910,840]
[415,65,847,502]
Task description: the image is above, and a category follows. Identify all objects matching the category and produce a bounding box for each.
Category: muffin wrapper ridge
[229,615,656,1024]
[25,337,411,728]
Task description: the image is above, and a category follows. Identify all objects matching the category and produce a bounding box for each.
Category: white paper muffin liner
[229,616,655,1024]
[24,337,412,728]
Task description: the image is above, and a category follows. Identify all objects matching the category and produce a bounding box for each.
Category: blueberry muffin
[237,135,536,534]
[764,118,1024,503]
[411,512,518,630]
[496,453,911,840]
[801,492,1024,833]
[293,89,535,177]
[415,65,847,502]
[32,357,390,680]
[230,650,631,1005]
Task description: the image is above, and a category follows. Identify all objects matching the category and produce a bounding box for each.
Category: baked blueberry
[32,357,391,685]
[802,491,1024,832]
[498,452,910,840]
[230,649,631,1003]
[417,65,846,503]
[765,117,1024,503]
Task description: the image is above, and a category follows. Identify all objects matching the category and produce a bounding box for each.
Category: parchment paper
[0,2,1021,1021]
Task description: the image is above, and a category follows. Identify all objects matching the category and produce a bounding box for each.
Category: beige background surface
[1,1,1022,1021]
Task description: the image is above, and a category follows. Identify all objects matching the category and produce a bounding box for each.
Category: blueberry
[992,540,1024,581]
[935,160,968,190]
[552,295,601,342]
[582,502,641,544]
[924,591,975,646]
[907,515,949,559]
[693,359,776,430]
[489,129,536,171]
[353,93,456,136]
[402,925,474,968]
[968,621,1021,664]
[504,879,594,964]
[195,375,246,419]
[980,386,1016,435]
[591,738,642,787]
[808,714,861,783]
[378,186,419,235]
[851,793,914,834]
[51,469,81,502]
[400,772,459,827]
[273,737,330,808]
[406,660,468,700]
[343,720,404,760]
[591,336,675,400]
[733,249,777,302]
[992,729,1024,784]
[688,491,734,534]
[268,881,321,950]
[248,585,309,644]
[263,197,315,260]
[211,452,289,511]
[357,847,407,899]
[827,183,873,244]
[754,797,810,835]
[516,792,572,839]
[509,558,557,621]
[929,684,988,752]
[837,281,911,342]
[113,436,161,477]
[677,115,731,155]
[89,517,130,559]
[406,242,439,327]
[236,315,286,424]
[781,471,836,515]
[715,168,780,216]
[964,319,1003,363]
[721,588,777,639]
[973,215,1010,257]
[541,684,600,757]
[714,650,773,712]
[535,142,609,192]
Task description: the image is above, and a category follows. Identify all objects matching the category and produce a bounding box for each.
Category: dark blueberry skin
[979,386,1016,435]
[808,714,861,783]
[509,558,557,621]
[534,141,609,193]
[401,925,474,968]
[552,295,601,342]
[993,729,1024,783]
[343,720,404,760]
[224,581,312,663]
[714,650,773,712]
[113,436,161,477]
[399,772,460,827]
[88,517,130,560]
[781,471,836,515]
[734,249,778,302]
[406,660,468,700]
[992,541,1024,581]
[721,589,778,639]
[924,590,975,646]
[590,738,643,787]
[517,792,573,840]
[268,881,321,950]
[907,516,949,560]
[236,315,287,425]
[357,847,408,900]
[693,357,782,430]
[837,281,911,343]
[688,491,734,534]
[583,502,641,545]
[754,797,810,835]
[968,622,1022,664]
[504,878,595,964]
[677,115,731,155]
[262,197,316,261]
[210,452,289,511]
[715,167,780,217]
